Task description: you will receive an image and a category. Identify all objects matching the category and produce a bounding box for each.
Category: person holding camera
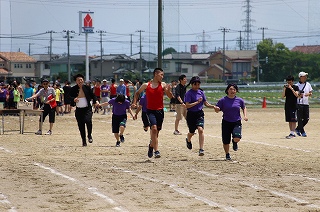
[295,72,313,137]
[282,75,299,139]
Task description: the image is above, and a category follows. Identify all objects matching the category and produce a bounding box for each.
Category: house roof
[0,68,10,74]
[31,54,60,62]
[131,52,157,61]
[291,45,320,54]
[0,52,36,62]
[209,50,256,60]
[163,52,211,60]
[48,55,90,65]
[91,54,135,62]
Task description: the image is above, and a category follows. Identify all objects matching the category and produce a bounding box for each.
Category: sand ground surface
[0,107,320,212]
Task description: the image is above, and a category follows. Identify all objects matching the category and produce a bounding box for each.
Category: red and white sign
[79,11,94,33]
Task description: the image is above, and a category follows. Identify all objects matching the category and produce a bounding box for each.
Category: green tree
[162,47,177,56]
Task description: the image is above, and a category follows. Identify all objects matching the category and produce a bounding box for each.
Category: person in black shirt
[282,75,299,139]
[67,74,99,146]
[173,75,187,135]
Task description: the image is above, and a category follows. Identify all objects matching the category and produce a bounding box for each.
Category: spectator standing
[27,79,56,135]
[23,82,34,101]
[173,75,187,135]
[116,79,126,96]
[295,72,313,137]
[100,79,110,115]
[282,75,299,139]
[109,78,117,99]
[63,80,72,114]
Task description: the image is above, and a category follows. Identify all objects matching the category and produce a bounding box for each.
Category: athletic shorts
[285,108,297,122]
[147,109,164,131]
[186,110,204,133]
[221,120,242,144]
[141,111,150,128]
[112,114,127,133]
[41,104,56,123]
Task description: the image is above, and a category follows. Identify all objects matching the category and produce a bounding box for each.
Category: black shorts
[170,97,176,104]
[221,120,242,144]
[285,108,297,122]
[141,111,150,128]
[186,110,204,133]
[41,104,56,123]
[112,114,127,133]
[147,109,164,131]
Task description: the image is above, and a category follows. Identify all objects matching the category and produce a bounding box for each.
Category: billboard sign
[79,11,94,33]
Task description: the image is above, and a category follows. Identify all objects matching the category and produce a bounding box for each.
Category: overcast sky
[0,0,319,56]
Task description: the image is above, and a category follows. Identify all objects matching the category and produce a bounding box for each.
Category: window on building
[175,62,182,72]
[26,64,31,68]
[181,68,188,73]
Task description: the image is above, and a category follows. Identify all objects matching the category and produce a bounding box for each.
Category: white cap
[299,72,308,77]
[102,79,107,82]
[119,79,124,82]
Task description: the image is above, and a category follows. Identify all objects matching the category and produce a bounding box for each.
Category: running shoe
[285,134,296,139]
[88,136,93,143]
[154,150,161,158]
[35,130,42,135]
[173,130,182,135]
[120,135,125,143]
[232,140,238,151]
[45,130,52,135]
[226,153,232,161]
[295,129,301,136]
[301,132,307,137]
[186,138,192,150]
[199,149,204,156]
[148,144,153,158]
[116,141,120,147]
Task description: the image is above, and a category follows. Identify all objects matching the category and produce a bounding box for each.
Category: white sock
[291,131,295,135]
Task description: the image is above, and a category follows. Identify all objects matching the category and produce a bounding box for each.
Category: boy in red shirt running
[132,68,173,158]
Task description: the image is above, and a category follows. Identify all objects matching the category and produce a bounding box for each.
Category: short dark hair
[115,94,126,103]
[178,74,186,82]
[153,67,163,76]
[73,74,84,81]
[286,75,294,81]
[225,83,239,94]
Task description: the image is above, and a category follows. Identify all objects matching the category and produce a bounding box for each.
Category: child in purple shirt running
[215,84,248,161]
[99,94,136,147]
[184,76,217,156]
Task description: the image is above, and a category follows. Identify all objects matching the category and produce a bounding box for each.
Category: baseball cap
[298,72,308,77]
[41,79,49,83]
[119,79,124,82]
[103,79,107,82]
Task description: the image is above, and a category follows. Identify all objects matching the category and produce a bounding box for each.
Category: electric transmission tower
[242,0,255,50]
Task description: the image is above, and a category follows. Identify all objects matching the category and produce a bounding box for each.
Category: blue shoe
[295,129,301,136]
[199,149,204,156]
[186,138,192,150]
[232,140,238,151]
[120,135,125,143]
[226,153,231,160]
[301,132,307,137]
[154,150,161,158]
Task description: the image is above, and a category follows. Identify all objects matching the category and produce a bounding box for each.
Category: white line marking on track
[0,192,17,212]
[34,163,127,212]
[112,166,239,212]
[287,174,320,182]
[0,147,13,153]
[196,170,320,209]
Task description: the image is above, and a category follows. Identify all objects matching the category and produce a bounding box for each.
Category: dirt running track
[0,107,319,212]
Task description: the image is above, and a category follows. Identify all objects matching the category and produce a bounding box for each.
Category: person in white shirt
[295,72,313,137]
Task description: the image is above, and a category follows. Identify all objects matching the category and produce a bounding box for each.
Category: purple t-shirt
[108,98,130,116]
[0,88,7,98]
[216,96,245,122]
[101,84,109,97]
[184,89,206,112]
[139,94,147,112]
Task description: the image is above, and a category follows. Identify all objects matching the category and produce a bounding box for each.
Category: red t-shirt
[94,85,101,97]
[110,84,117,96]
[146,81,163,110]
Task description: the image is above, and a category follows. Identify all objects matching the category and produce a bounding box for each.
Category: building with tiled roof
[0,52,36,79]
[291,45,320,54]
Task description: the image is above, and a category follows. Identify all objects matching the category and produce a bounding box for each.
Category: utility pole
[46,30,56,61]
[63,30,75,82]
[130,34,133,56]
[136,30,144,80]
[219,27,229,80]
[238,31,243,50]
[97,30,106,79]
[258,27,268,41]
[28,43,34,55]
[158,0,163,69]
